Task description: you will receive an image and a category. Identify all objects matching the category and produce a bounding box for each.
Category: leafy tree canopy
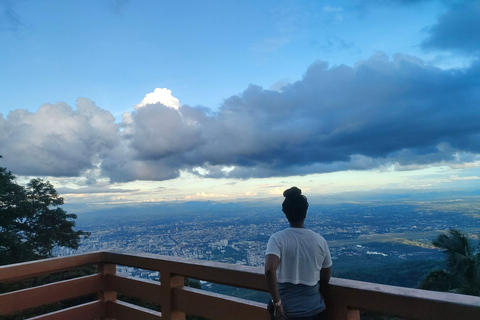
[0,156,89,265]
[421,229,480,296]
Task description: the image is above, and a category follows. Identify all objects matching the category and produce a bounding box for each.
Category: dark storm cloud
[421,0,480,55]
[2,52,480,182]
[207,53,480,178]
[101,52,480,181]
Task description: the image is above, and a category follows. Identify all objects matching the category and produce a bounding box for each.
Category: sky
[1,0,480,212]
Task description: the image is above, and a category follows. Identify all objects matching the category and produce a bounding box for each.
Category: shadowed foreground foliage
[0,157,89,265]
[1,157,92,319]
[420,228,480,296]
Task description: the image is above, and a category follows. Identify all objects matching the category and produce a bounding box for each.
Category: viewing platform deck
[1,250,480,320]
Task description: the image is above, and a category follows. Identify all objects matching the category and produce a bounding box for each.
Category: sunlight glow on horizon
[36,163,480,212]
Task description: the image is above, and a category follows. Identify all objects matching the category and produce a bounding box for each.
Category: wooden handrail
[0,251,104,282]
[103,250,268,291]
[1,250,480,320]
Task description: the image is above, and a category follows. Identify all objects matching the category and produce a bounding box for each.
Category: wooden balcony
[1,250,480,320]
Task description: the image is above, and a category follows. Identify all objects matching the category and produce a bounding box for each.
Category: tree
[0,158,89,265]
[420,229,480,296]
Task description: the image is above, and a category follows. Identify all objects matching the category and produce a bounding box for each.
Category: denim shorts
[267,300,325,320]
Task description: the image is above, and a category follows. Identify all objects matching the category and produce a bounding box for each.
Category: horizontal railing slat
[26,301,103,320]
[0,251,104,282]
[106,274,162,305]
[105,300,161,320]
[172,286,271,320]
[104,250,268,292]
[0,274,102,315]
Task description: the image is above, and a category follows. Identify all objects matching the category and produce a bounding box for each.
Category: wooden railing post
[324,285,360,320]
[160,272,185,320]
[324,305,360,320]
[99,262,117,319]
[347,309,360,320]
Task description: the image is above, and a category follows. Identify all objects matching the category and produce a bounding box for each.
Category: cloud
[251,37,291,55]
[355,0,433,7]
[351,0,431,14]
[109,0,129,15]
[100,99,206,182]
[450,175,480,181]
[322,5,343,22]
[57,186,138,194]
[0,0,23,32]
[184,192,230,200]
[0,98,117,176]
[3,52,480,183]
[323,6,343,13]
[102,52,480,181]
[421,0,480,55]
[136,88,180,110]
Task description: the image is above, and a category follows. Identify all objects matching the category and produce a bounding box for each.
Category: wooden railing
[1,250,480,320]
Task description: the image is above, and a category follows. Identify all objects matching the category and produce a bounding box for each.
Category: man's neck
[289,221,305,228]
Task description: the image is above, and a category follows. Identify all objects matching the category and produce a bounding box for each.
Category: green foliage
[420,269,450,292]
[335,259,440,289]
[420,229,480,296]
[0,160,89,265]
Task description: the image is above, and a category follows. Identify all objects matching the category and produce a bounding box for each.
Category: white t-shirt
[266,228,332,286]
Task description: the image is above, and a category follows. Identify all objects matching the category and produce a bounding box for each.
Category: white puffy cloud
[0,98,117,176]
[136,88,181,110]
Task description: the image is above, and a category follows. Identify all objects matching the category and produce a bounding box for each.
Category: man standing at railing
[265,187,332,320]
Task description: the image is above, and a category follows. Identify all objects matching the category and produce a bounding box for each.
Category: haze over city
[1,0,479,212]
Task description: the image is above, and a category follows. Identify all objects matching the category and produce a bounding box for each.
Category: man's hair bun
[283,186,302,198]
[282,187,308,223]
